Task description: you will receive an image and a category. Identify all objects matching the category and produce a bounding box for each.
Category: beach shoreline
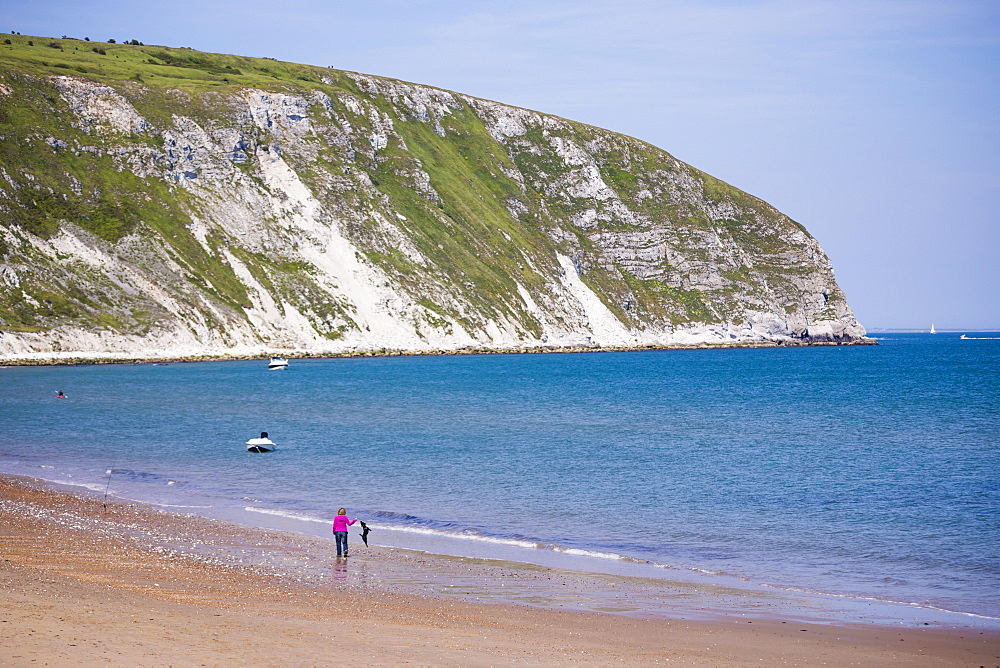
[8,468,995,629]
[2,473,997,666]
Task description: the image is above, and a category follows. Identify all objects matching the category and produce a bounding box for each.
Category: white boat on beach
[246,432,276,453]
[268,356,289,369]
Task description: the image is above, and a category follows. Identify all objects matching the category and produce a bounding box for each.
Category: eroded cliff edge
[0,39,867,360]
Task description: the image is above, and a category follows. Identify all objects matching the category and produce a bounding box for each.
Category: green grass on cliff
[0,34,337,94]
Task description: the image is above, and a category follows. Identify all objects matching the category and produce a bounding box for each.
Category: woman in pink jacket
[332,507,358,557]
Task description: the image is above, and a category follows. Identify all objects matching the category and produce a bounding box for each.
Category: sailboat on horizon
[930,323,936,334]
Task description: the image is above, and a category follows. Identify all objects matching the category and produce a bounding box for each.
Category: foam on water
[245,506,330,525]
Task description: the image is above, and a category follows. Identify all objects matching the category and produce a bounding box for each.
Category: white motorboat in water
[268,356,289,369]
[246,432,276,453]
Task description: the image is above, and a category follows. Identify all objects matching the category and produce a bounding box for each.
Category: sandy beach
[2,474,998,666]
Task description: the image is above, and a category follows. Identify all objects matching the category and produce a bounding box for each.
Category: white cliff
[0,60,867,361]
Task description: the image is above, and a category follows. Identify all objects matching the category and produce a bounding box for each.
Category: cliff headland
[0,34,867,361]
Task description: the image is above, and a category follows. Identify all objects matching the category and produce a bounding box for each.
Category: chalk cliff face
[0,41,866,359]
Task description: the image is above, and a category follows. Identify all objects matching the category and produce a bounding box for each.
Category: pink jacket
[332,515,357,533]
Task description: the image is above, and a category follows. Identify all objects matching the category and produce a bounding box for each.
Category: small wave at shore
[245,506,330,524]
[375,523,544,550]
[760,584,1000,622]
[368,511,646,560]
[19,472,210,508]
[245,505,651,563]
[53,478,108,494]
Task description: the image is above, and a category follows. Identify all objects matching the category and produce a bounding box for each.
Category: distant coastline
[0,338,877,367]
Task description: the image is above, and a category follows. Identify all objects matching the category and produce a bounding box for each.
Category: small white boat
[930,324,936,334]
[246,432,276,453]
[268,356,289,370]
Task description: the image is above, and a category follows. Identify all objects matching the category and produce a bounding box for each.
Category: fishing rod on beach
[103,460,116,512]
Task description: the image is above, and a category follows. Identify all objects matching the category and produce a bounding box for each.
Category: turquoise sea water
[1,333,998,622]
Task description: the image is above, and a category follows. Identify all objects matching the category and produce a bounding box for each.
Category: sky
[3,0,998,329]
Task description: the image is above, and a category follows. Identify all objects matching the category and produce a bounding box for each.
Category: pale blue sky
[4,0,998,329]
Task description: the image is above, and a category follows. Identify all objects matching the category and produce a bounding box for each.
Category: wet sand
[2,474,998,666]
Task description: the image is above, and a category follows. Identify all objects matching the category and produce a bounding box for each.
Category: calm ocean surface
[2,333,998,621]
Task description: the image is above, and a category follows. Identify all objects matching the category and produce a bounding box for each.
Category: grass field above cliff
[0,32,350,94]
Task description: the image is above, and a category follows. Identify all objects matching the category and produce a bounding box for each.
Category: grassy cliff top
[0,32,380,94]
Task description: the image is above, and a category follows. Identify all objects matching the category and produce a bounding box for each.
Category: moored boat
[246,432,276,453]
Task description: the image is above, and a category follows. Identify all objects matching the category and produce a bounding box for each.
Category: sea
[2,332,998,625]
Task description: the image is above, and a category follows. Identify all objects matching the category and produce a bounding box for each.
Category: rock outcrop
[0,40,866,360]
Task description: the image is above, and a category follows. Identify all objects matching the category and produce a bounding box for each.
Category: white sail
[930,323,936,334]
